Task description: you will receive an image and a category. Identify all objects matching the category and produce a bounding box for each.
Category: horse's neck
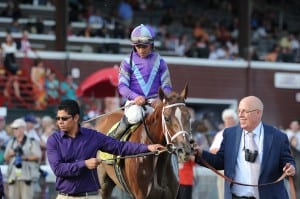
[145,109,165,144]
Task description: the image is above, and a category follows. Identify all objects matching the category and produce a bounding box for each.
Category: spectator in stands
[289,33,300,52]
[214,22,231,43]
[215,43,231,60]
[285,120,300,149]
[8,19,22,33]
[0,1,22,20]
[39,115,55,165]
[1,33,20,75]
[25,17,44,34]
[263,44,281,62]
[163,32,177,51]
[193,22,209,43]
[77,24,95,38]
[20,30,32,55]
[30,58,47,110]
[24,114,41,142]
[194,36,210,58]
[60,74,78,101]
[175,34,191,57]
[208,42,219,60]
[45,70,60,105]
[4,118,42,199]
[117,0,133,36]
[192,120,210,151]
[1,33,22,100]
[88,8,105,28]
[209,108,239,199]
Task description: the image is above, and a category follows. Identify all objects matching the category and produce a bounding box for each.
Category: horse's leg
[146,154,179,199]
[99,165,115,199]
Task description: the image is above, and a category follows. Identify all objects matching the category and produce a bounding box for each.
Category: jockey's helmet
[130,24,155,45]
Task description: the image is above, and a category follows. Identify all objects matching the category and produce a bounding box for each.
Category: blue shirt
[46,127,149,194]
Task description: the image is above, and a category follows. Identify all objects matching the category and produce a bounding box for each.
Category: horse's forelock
[166,92,185,104]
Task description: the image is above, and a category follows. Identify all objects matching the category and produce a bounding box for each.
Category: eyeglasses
[131,38,153,45]
[56,116,72,121]
[238,109,258,115]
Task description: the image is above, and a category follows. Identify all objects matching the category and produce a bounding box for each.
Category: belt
[58,191,99,197]
[232,194,256,199]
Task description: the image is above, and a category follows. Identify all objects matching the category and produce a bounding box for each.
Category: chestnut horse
[96,85,192,199]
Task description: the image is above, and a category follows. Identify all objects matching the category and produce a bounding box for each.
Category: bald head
[240,96,264,112]
[238,96,264,131]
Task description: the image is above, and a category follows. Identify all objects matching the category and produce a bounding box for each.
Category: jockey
[110,24,173,139]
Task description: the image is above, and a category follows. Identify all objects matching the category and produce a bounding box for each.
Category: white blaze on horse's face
[162,102,192,163]
[174,107,188,142]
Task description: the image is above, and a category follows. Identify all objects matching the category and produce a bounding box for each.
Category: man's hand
[147,144,165,152]
[193,145,203,157]
[134,96,146,106]
[85,158,101,170]
[283,162,296,176]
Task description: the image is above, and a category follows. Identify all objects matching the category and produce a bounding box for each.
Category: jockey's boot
[110,116,130,140]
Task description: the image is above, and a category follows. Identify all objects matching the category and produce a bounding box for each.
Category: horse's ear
[158,87,165,101]
[180,83,188,100]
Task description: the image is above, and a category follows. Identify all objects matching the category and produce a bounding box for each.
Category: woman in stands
[30,58,47,110]
[1,33,21,100]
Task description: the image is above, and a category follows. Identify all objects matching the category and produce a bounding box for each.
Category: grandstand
[0,0,298,126]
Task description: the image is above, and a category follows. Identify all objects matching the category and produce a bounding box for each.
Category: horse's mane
[146,91,185,124]
[146,101,163,124]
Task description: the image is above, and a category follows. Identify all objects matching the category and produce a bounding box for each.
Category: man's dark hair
[58,99,80,116]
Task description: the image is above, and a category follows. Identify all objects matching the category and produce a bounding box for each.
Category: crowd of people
[0,0,299,62]
[0,31,79,109]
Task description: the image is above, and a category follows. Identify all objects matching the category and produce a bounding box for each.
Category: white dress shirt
[231,122,264,199]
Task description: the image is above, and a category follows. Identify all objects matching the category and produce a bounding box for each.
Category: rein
[198,156,296,199]
[99,146,176,164]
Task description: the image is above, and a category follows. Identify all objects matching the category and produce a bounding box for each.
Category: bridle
[161,102,190,144]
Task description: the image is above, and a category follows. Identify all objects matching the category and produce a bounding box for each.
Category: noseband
[162,103,190,144]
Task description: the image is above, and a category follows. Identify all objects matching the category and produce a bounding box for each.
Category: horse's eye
[164,116,170,122]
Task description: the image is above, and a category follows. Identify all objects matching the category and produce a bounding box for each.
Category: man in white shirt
[195,96,295,199]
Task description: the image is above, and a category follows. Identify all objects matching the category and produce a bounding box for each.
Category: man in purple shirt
[47,99,163,198]
[0,168,3,198]
[111,24,172,139]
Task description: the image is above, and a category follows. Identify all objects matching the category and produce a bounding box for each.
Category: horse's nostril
[177,148,184,153]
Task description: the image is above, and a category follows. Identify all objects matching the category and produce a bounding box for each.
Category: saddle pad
[98,122,140,164]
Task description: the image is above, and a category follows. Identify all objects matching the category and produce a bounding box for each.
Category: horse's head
[158,84,192,163]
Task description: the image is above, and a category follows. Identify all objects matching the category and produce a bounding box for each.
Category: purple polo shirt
[46,127,149,194]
